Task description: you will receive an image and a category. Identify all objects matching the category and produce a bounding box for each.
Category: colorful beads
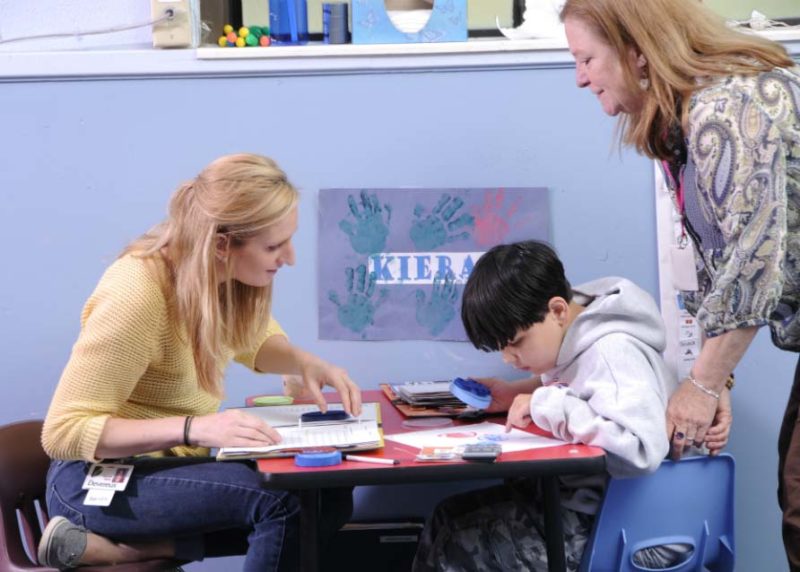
[218,24,271,48]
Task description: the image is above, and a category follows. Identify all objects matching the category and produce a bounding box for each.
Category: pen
[344,454,399,466]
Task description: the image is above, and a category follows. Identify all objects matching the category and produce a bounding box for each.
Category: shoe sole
[37,515,70,568]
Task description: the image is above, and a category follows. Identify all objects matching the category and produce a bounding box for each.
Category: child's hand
[505,393,533,432]
[478,377,519,413]
[704,388,732,455]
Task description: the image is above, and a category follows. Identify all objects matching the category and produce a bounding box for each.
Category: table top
[249,390,606,489]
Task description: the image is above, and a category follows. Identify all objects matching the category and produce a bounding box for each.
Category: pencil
[344,454,399,465]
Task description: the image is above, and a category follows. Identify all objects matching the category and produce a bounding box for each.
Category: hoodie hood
[550,277,666,378]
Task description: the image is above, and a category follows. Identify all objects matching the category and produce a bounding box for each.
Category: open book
[216,402,384,461]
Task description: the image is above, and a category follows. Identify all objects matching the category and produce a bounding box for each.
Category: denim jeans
[46,456,302,571]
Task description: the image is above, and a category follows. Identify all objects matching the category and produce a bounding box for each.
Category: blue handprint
[338,190,392,255]
[410,194,474,250]
[416,272,458,336]
[328,264,388,334]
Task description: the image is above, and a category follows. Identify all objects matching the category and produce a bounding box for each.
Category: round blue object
[450,377,491,410]
[294,448,342,467]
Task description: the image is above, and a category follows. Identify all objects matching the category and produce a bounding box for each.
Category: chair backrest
[0,420,187,572]
[0,420,52,571]
[579,454,735,572]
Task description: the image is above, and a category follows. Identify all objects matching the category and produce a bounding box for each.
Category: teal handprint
[416,272,458,336]
[338,190,392,255]
[410,194,474,250]
[328,264,388,334]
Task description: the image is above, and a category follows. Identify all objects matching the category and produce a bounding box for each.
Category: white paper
[654,164,701,382]
[386,421,565,452]
[238,402,379,428]
[84,489,115,506]
[218,403,382,458]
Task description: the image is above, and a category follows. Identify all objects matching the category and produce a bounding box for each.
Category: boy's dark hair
[461,240,572,352]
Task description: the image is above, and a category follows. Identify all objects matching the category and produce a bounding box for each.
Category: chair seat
[0,419,188,571]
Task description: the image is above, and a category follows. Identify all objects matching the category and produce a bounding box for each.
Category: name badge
[82,463,134,507]
[670,244,699,291]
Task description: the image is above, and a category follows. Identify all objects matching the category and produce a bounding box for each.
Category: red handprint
[471,188,521,247]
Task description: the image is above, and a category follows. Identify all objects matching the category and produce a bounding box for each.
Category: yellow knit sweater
[42,254,285,461]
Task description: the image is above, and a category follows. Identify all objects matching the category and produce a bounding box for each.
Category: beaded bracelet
[686,373,720,400]
[183,415,194,446]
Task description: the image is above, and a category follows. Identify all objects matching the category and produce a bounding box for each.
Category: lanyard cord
[662,159,689,247]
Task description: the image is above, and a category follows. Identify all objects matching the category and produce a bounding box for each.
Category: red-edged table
[247,390,606,572]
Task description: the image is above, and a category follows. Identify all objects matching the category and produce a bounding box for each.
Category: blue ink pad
[449,377,491,410]
[295,447,342,467]
[300,410,349,423]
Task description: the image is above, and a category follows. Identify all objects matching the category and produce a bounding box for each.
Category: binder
[216,402,384,460]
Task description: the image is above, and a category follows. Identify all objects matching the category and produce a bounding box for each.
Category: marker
[344,454,399,466]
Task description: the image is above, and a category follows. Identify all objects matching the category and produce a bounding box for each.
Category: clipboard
[216,402,384,461]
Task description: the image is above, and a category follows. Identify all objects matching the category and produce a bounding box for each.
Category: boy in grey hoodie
[413,240,731,572]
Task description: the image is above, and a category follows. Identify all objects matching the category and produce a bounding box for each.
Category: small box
[322,521,424,572]
[352,0,467,44]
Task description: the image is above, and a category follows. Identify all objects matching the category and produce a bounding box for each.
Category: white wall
[0,0,151,51]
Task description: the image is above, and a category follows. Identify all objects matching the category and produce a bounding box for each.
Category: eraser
[450,377,491,410]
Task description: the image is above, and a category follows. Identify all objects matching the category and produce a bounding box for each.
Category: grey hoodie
[530,277,676,483]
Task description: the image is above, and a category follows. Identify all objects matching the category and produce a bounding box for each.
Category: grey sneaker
[37,516,88,570]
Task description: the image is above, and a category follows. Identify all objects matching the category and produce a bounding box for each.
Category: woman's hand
[666,379,718,460]
[192,409,282,449]
[505,393,533,432]
[283,374,311,400]
[704,388,732,456]
[298,355,362,416]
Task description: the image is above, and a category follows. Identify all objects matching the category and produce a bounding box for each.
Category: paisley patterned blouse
[670,65,800,351]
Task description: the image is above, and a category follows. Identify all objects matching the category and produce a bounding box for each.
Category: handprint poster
[318,188,550,341]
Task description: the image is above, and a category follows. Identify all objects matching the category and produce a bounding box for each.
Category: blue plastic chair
[579,454,735,572]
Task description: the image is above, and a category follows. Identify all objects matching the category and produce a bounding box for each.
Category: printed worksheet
[238,402,380,428]
[385,421,565,452]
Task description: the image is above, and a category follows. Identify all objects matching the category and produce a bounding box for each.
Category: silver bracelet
[686,373,721,400]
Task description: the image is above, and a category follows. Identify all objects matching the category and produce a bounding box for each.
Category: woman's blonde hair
[560,0,794,160]
[122,153,299,397]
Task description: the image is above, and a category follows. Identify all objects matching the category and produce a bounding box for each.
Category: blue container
[269,0,309,45]
[322,2,349,44]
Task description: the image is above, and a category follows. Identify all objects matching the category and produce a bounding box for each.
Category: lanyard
[662,159,689,247]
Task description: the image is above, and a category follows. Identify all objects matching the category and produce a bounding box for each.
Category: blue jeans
[46,456,301,571]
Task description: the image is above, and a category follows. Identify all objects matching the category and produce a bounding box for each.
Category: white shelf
[0,31,797,81]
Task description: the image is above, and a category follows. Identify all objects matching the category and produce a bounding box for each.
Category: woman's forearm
[95,417,187,459]
[254,334,313,375]
[691,326,759,391]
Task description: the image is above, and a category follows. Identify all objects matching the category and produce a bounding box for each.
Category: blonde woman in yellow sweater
[37,153,361,571]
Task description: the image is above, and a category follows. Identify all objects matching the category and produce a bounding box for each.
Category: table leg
[299,488,320,572]
[542,475,567,572]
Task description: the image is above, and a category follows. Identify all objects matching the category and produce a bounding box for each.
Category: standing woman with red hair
[560,0,799,566]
